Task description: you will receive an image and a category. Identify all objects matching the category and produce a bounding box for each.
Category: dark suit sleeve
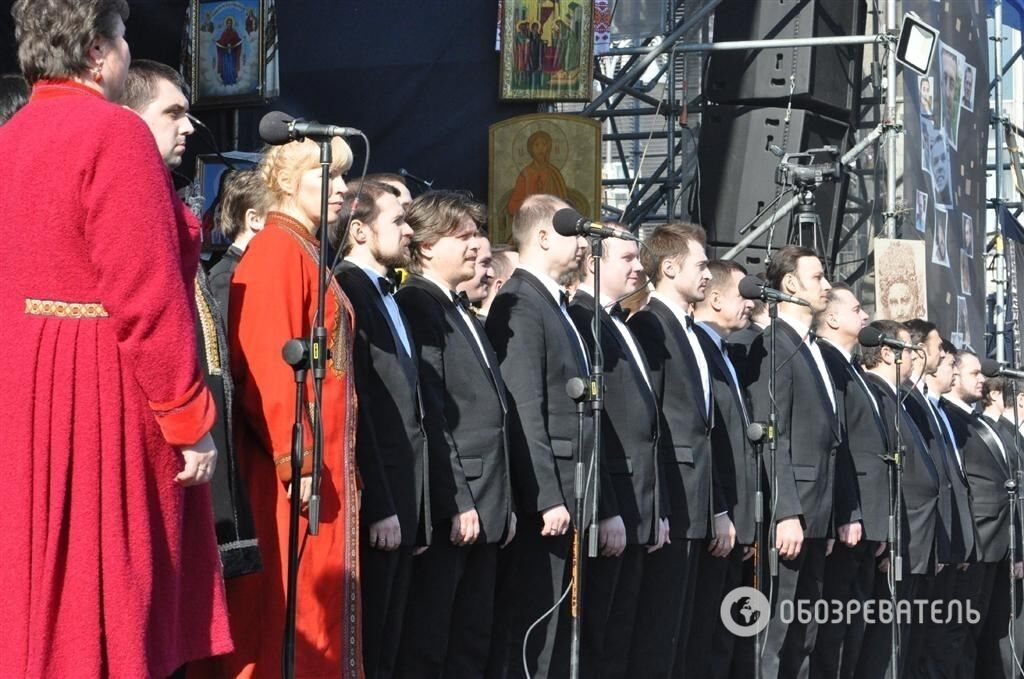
[350,297,397,524]
[745,335,803,523]
[628,311,672,520]
[398,290,476,519]
[568,304,620,521]
[833,440,862,527]
[487,294,566,515]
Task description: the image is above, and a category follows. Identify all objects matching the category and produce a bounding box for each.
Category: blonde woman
[194,136,362,678]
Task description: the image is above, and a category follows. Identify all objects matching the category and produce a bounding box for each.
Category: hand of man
[875,542,888,557]
[369,514,402,551]
[648,518,670,553]
[742,545,755,561]
[501,512,518,549]
[1013,562,1023,580]
[286,475,313,510]
[878,557,890,573]
[541,504,571,537]
[826,538,835,556]
[598,515,627,557]
[708,514,736,558]
[837,521,863,548]
[450,508,481,546]
[176,432,218,486]
[776,517,804,561]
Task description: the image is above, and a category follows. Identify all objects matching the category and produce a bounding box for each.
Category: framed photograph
[938,42,964,151]
[489,113,602,245]
[923,117,954,209]
[499,0,594,101]
[915,190,929,233]
[919,75,933,117]
[195,151,263,251]
[932,208,950,268]
[960,252,972,296]
[190,0,268,108]
[962,212,974,258]
[960,62,976,113]
[874,239,927,321]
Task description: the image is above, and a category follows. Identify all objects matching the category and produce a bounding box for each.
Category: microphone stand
[280,140,333,679]
[568,375,587,679]
[1009,379,1022,678]
[746,421,768,679]
[884,351,905,677]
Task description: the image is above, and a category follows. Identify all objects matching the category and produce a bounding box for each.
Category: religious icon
[499,0,594,101]
[189,0,274,108]
[489,113,601,244]
[874,239,927,322]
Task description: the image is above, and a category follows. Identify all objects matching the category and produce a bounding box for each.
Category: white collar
[420,271,456,297]
[517,264,564,305]
[649,291,693,329]
[817,336,854,362]
[869,370,898,396]
[943,394,975,414]
[345,256,388,294]
[777,313,811,341]
[696,320,725,349]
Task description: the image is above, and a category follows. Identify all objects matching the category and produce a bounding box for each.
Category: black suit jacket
[695,325,759,545]
[738,319,840,539]
[864,373,941,575]
[628,297,717,540]
[207,244,244,321]
[336,261,430,546]
[901,385,962,563]
[944,406,1011,563]
[395,275,513,544]
[818,340,891,541]
[937,399,979,563]
[485,269,594,521]
[569,290,663,545]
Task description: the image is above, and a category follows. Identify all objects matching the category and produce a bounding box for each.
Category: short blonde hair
[260,137,353,207]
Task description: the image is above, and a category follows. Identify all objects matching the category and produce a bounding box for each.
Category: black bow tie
[608,303,629,322]
[684,314,694,330]
[559,290,570,308]
[807,330,817,344]
[378,276,396,296]
[451,290,471,311]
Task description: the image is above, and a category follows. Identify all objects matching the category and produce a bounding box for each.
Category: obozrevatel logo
[720,587,771,637]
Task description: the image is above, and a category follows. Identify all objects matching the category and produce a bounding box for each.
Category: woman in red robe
[0,2,232,677]
[192,136,363,678]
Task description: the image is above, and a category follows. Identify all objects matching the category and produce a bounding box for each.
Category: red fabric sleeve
[229,227,315,482]
[80,108,212,446]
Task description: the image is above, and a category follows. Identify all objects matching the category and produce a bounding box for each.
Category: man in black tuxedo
[393,191,515,677]
[567,230,669,678]
[857,320,941,679]
[627,222,717,678]
[686,259,758,679]
[332,180,430,679]
[991,380,1024,677]
[810,283,887,678]
[944,351,1016,678]
[484,194,590,679]
[739,245,840,679]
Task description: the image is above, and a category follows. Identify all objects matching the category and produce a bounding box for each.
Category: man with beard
[568,229,669,678]
[810,284,888,678]
[334,180,430,679]
[740,245,840,678]
[485,194,590,679]
[394,191,514,677]
[627,222,716,678]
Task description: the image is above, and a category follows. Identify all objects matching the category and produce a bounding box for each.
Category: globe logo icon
[720,586,771,637]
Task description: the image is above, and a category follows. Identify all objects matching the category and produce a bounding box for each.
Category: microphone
[980,359,1024,380]
[858,326,920,351]
[552,208,639,241]
[398,168,434,190]
[259,110,362,145]
[737,275,810,307]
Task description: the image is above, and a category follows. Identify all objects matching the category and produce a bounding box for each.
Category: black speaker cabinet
[706,0,867,120]
[696,105,851,264]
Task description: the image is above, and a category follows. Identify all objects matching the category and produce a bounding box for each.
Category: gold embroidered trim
[194,278,222,376]
[24,298,108,318]
[274,449,312,467]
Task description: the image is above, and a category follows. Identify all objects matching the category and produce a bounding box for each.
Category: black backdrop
[0,0,535,200]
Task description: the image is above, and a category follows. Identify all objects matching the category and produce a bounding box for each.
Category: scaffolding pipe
[884,0,898,239]
[995,0,1007,363]
[582,0,721,115]
[604,33,885,56]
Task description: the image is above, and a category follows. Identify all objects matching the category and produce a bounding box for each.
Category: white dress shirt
[696,321,748,424]
[650,291,711,415]
[422,273,490,367]
[346,257,412,356]
[778,313,837,413]
[929,393,966,473]
[819,337,880,418]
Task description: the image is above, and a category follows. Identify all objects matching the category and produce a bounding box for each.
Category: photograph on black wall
[939,42,964,151]
[932,208,950,267]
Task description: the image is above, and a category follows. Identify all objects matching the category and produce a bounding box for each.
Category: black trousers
[361,539,413,679]
[396,523,498,679]
[811,540,879,679]
[918,564,983,679]
[685,542,751,679]
[852,564,920,679]
[580,544,645,679]
[626,538,701,678]
[976,557,1019,679]
[486,513,572,679]
[761,537,827,679]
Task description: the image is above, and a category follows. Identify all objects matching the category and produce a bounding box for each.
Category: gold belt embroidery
[24,298,108,319]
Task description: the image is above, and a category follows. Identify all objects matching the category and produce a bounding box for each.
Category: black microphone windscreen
[552,208,583,237]
[980,358,1002,378]
[737,275,766,301]
[258,110,294,145]
[858,326,884,347]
